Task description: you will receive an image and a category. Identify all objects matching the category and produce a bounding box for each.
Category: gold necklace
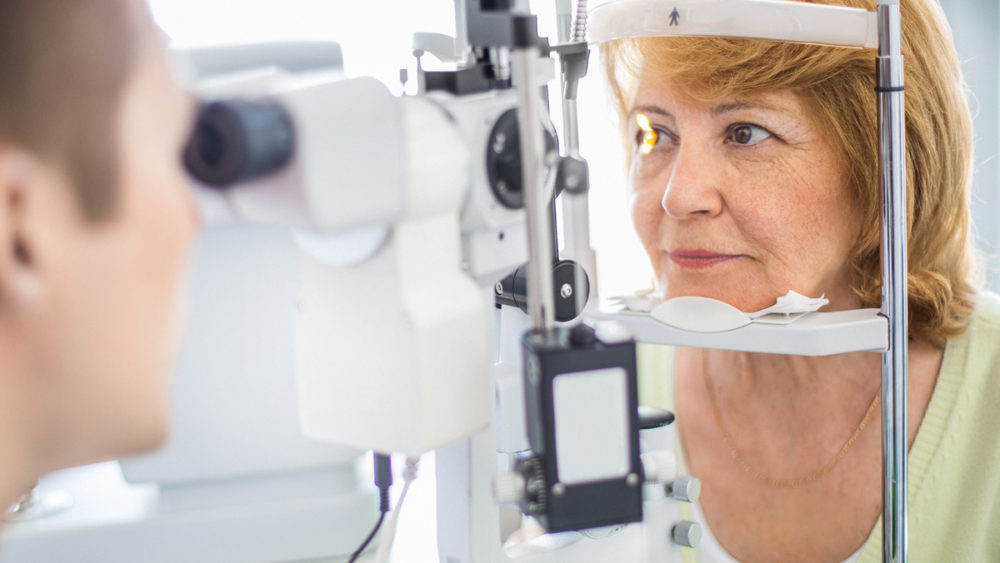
[701,351,881,488]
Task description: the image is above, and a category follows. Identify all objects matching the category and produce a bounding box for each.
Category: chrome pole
[558,0,596,316]
[559,98,594,317]
[513,44,557,331]
[877,1,907,561]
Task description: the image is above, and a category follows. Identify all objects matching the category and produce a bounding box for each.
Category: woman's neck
[720,349,882,400]
[686,347,885,455]
[687,338,944,455]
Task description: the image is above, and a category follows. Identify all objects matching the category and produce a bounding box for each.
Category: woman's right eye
[634,113,672,155]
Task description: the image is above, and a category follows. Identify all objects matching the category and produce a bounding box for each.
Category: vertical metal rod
[453,0,470,66]
[513,46,556,331]
[877,1,907,562]
[558,0,597,313]
[556,0,574,44]
[559,98,595,316]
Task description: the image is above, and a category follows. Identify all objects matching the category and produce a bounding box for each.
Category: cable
[347,511,385,563]
[348,453,393,563]
[374,456,420,563]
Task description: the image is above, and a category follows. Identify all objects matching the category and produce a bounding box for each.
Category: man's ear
[0,150,42,313]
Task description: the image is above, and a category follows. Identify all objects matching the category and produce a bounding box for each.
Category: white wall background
[940,0,1000,291]
[148,0,999,296]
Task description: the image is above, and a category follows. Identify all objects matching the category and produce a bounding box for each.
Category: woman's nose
[661,145,723,219]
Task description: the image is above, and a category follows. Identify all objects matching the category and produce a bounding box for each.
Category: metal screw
[626,473,640,487]
[495,282,504,295]
[560,283,573,299]
[552,483,566,496]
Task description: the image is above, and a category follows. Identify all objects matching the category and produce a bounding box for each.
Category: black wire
[348,510,386,563]
[348,453,393,562]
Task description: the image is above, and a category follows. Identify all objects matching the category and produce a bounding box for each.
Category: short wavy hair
[602,0,976,347]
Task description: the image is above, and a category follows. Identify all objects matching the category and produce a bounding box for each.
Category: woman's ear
[0,150,43,314]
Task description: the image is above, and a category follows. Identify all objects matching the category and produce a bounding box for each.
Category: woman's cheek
[630,189,660,249]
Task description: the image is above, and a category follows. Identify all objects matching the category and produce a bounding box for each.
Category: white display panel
[552,367,630,484]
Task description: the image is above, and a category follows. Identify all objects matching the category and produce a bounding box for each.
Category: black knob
[569,323,597,346]
[486,108,558,210]
[495,260,590,323]
[638,406,675,430]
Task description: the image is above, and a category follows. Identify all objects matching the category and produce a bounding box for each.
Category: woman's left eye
[726,124,772,146]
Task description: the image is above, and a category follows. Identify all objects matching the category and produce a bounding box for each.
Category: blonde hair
[603,0,976,347]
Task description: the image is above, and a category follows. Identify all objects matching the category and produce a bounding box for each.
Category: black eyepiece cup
[184,99,295,188]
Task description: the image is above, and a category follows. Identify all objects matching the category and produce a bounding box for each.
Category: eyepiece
[184,99,295,188]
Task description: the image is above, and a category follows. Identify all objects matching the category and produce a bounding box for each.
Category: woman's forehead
[630,81,807,118]
[617,35,839,106]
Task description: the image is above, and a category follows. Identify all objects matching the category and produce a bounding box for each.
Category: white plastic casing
[294,96,490,456]
[589,0,878,48]
[207,73,407,234]
[430,89,529,287]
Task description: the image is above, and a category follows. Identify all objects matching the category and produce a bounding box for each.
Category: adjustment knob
[672,520,702,548]
[668,476,701,503]
[492,472,526,506]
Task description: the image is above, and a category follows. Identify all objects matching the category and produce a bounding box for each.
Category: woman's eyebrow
[629,104,674,121]
[711,100,787,116]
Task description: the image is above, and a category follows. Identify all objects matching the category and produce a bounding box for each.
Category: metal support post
[558,0,597,314]
[876,1,907,561]
[513,44,556,331]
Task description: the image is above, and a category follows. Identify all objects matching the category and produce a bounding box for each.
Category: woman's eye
[727,124,772,146]
[635,113,673,155]
[635,128,663,154]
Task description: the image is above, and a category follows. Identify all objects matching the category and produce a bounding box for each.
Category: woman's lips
[668,250,741,269]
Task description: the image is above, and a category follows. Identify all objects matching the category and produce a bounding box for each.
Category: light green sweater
[637,292,1000,562]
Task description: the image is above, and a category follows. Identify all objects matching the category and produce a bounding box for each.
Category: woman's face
[628,73,862,312]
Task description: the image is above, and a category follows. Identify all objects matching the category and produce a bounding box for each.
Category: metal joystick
[672,520,702,548]
[668,476,701,503]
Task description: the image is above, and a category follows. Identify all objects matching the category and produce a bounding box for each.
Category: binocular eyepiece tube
[184,99,296,188]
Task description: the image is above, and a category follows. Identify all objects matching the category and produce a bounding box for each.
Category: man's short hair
[0,0,139,222]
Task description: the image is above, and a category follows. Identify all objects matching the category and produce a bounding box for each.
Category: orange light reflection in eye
[635,113,658,155]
